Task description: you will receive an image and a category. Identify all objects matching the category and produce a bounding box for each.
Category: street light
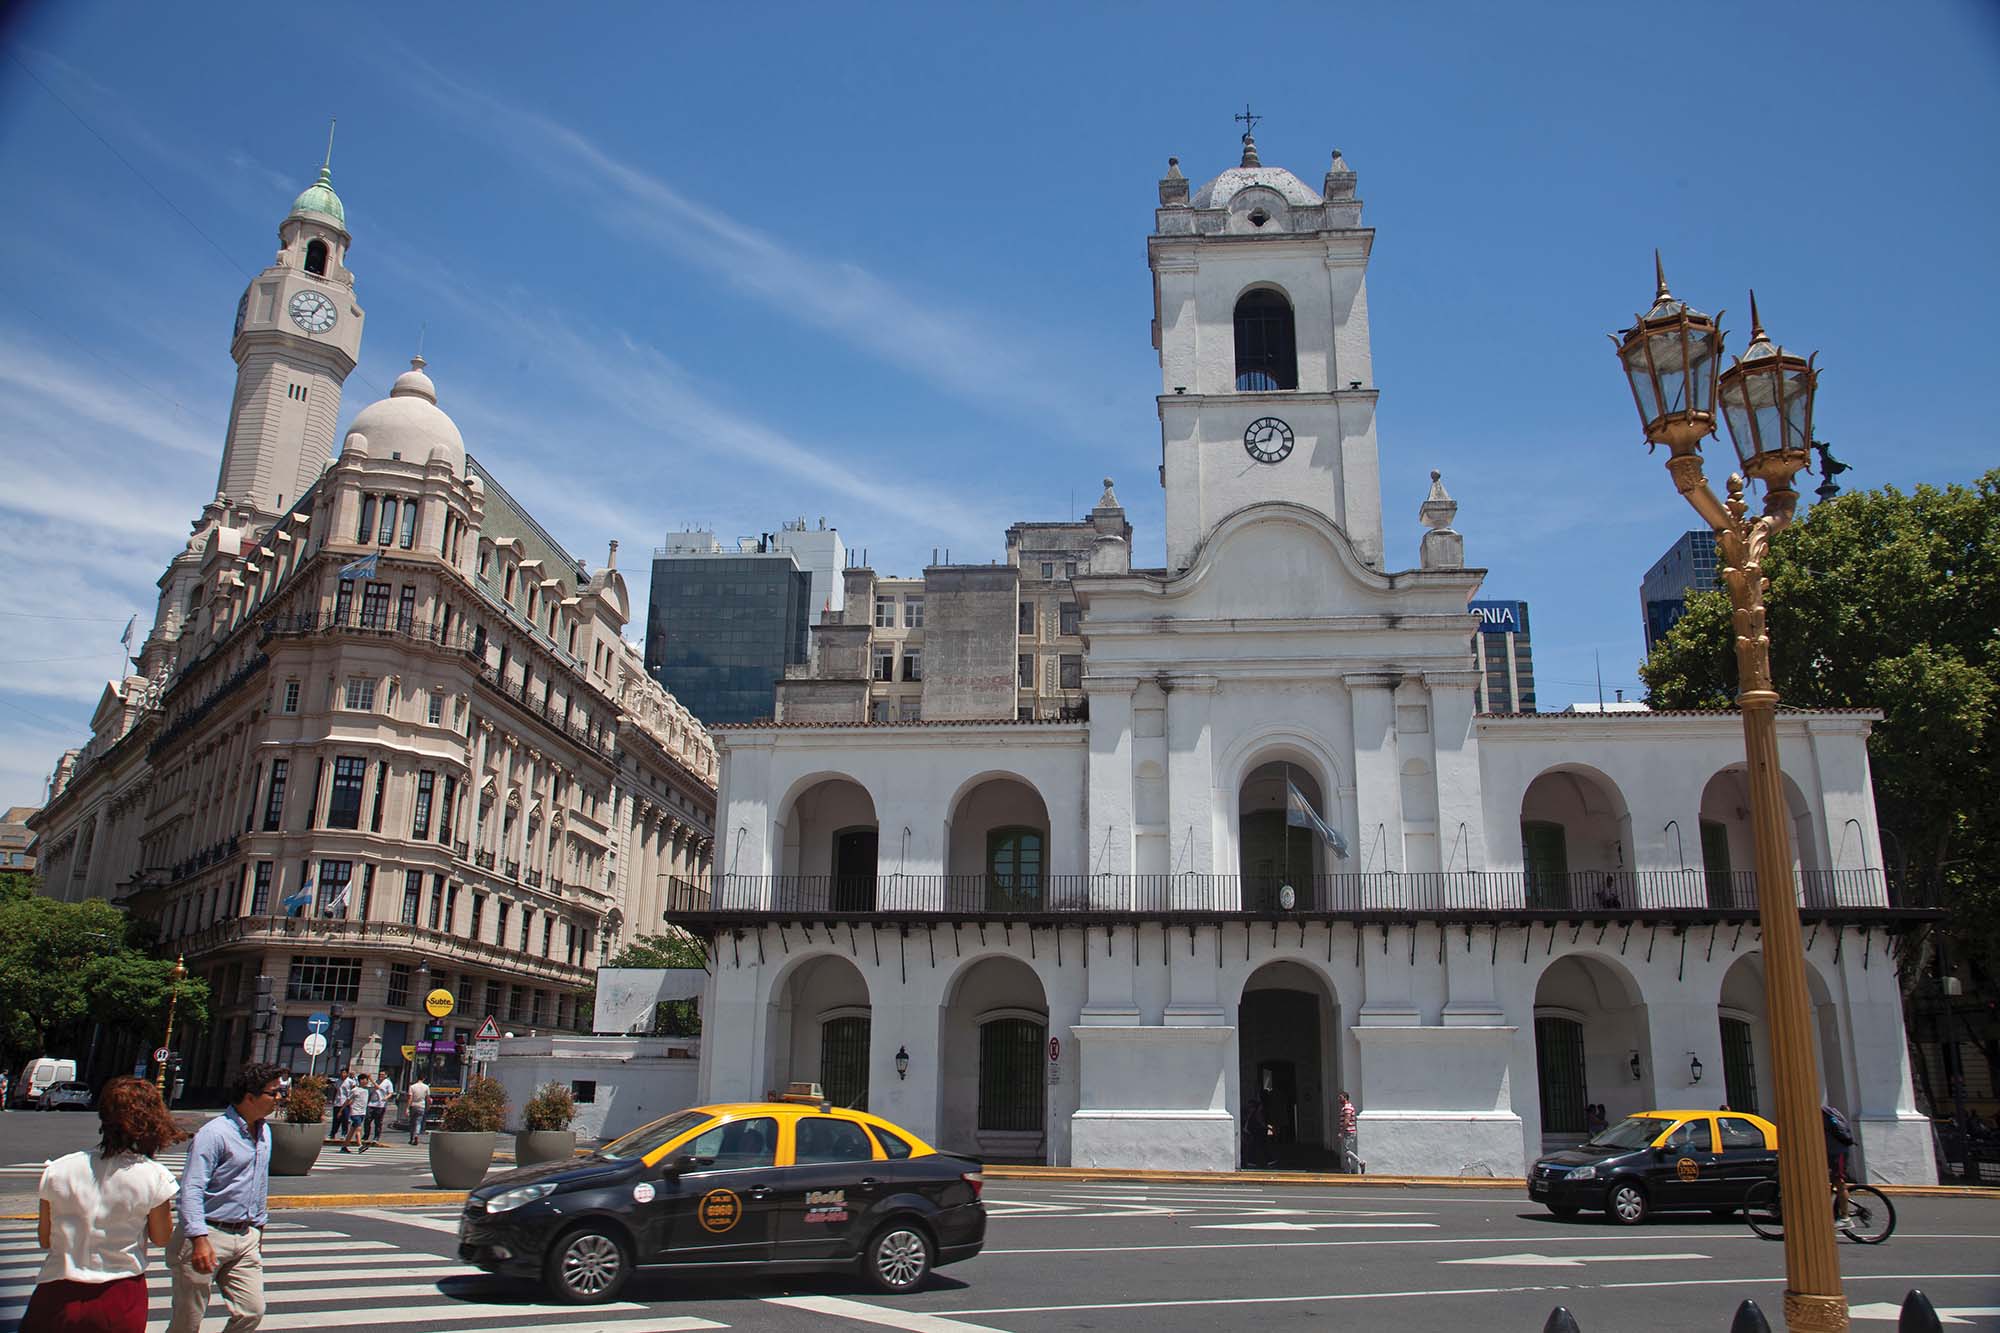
[1613,259,1842,1332]
[156,955,187,1096]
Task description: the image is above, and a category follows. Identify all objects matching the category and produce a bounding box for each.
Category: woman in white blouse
[25,1076,185,1333]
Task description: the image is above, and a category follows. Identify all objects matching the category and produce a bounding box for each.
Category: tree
[1640,470,2000,971]
[0,890,211,1066]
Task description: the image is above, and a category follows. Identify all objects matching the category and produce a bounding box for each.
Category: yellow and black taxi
[458,1090,985,1303]
[1529,1109,1780,1224]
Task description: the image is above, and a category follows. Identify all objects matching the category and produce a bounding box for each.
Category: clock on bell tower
[216,132,365,520]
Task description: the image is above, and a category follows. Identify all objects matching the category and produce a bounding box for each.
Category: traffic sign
[473,1039,500,1063]
[425,988,455,1018]
[400,1045,416,1062]
[307,1011,330,1033]
[301,1033,327,1057]
[475,1015,501,1041]
[152,1046,170,1063]
[1048,1036,1060,1062]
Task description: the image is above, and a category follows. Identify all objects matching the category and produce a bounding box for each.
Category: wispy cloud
[374,46,1107,437]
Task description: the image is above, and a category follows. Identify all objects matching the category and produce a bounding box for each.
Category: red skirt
[20,1276,148,1333]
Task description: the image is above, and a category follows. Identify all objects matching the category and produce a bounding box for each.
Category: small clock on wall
[288,289,338,334]
[1243,416,1294,464]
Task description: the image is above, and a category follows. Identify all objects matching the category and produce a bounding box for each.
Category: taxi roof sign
[779,1081,830,1106]
[475,1015,501,1040]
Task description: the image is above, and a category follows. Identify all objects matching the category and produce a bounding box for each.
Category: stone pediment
[1083,503,1481,626]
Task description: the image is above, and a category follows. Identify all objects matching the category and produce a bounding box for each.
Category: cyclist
[1822,1103,1856,1220]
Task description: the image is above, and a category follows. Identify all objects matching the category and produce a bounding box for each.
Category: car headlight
[1566,1165,1597,1181]
[482,1182,558,1214]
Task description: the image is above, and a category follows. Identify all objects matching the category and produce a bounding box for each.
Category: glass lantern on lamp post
[1613,260,1843,1333]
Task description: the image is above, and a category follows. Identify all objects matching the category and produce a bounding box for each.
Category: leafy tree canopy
[606,931,709,971]
[1640,470,2000,969]
[0,882,211,1063]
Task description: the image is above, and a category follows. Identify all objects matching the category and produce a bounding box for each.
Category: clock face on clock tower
[288,289,338,334]
[1243,416,1294,464]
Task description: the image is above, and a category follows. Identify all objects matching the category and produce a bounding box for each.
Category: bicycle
[1743,1173,1895,1244]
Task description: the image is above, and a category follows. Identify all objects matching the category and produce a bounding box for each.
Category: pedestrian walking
[1337,1091,1359,1172]
[165,1061,284,1333]
[331,1070,358,1149]
[1,1069,11,1110]
[23,1077,184,1333]
[342,1075,371,1152]
[1242,1096,1272,1169]
[363,1072,392,1147]
[405,1074,429,1145]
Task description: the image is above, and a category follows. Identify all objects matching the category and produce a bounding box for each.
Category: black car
[1529,1110,1781,1224]
[459,1101,986,1302]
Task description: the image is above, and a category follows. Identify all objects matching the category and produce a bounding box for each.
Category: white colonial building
[686,134,1935,1182]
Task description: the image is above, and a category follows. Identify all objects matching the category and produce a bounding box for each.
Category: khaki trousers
[166,1224,265,1333]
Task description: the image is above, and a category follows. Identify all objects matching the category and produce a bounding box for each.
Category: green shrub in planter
[442,1076,508,1133]
[523,1082,576,1132]
[285,1075,328,1125]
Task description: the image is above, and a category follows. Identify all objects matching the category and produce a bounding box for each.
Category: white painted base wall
[1857,1113,1940,1186]
[492,1035,701,1143]
[1071,1110,1237,1171]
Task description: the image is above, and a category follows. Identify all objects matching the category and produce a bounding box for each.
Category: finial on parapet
[1419,469,1464,570]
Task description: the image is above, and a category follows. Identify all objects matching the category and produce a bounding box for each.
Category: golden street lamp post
[156,954,188,1098]
[1613,257,1843,1330]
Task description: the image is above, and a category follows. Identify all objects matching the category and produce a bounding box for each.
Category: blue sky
[2,1,1996,808]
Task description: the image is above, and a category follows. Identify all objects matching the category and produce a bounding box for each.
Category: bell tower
[1149,132,1382,571]
[216,127,365,520]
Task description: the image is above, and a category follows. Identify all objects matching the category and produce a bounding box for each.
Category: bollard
[1542,1308,1584,1333]
[1727,1299,1773,1333]
[1899,1289,1944,1333]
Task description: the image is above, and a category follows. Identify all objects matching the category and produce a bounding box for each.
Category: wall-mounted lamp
[1689,1053,1704,1084]
[1628,1051,1643,1082]
[895,1046,910,1081]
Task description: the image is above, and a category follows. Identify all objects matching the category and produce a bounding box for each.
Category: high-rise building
[1470,599,1535,712]
[1640,530,1719,651]
[26,152,717,1095]
[645,533,814,725]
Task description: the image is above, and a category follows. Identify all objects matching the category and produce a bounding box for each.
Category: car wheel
[1547,1204,1580,1218]
[1606,1180,1649,1225]
[862,1221,933,1295]
[545,1225,631,1305]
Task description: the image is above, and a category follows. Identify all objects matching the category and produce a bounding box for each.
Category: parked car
[1528,1109,1780,1224]
[458,1092,986,1303]
[36,1081,93,1112]
[13,1058,77,1108]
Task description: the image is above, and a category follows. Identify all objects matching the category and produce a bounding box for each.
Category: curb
[985,1166,1526,1188]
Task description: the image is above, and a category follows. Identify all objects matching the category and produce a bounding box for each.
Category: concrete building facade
[680,135,1935,1184]
[1470,599,1536,713]
[29,161,717,1092]
[644,533,813,726]
[1642,530,1720,652]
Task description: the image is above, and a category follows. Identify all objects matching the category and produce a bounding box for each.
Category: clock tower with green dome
[216,128,366,520]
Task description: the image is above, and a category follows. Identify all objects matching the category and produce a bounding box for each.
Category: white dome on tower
[342,356,463,475]
[1189,132,1323,209]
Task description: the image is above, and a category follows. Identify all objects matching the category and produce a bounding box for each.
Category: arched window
[1234,288,1297,391]
[304,240,329,276]
[819,1014,870,1111]
[1520,819,1569,909]
[978,1015,1046,1132]
[985,826,1044,911]
[1534,1014,1587,1135]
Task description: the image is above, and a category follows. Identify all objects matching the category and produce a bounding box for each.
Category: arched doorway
[1717,953,1849,1123]
[946,776,1051,911]
[938,957,1048,1162]
[1534,954,1653,1147]
[1699,767,1824,908]
[765,955,871,1109]
[780,778,878,912]
[1240,760,1329,910]
[1520,767,1634,910]
[1238,960,1339,1169]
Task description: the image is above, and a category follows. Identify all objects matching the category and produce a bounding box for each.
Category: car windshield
[1586,1115,1674,1150]
[597,1110,713,1161]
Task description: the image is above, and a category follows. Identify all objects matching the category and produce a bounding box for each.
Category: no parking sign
[1047,1035,1061,1085]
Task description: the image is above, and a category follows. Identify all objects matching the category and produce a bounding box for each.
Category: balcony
[525,867,544,888]
[474,849,496,871]
[172,913,594,986]
[668,869,1939,925]
[504,858,522,881]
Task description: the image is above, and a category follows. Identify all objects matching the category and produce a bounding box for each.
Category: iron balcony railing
[664,877,711,914]
[676,868,1934,919]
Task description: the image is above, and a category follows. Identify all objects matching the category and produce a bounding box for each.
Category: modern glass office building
[646,537,812,725]
[1640,530,1720,651]
[1471,599,1536,713]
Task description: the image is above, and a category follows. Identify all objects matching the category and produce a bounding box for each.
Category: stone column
[1164,675,1218,907]
[1345,673,1404,877]
[1083,677,1137,897]
[1424,669,1488,889]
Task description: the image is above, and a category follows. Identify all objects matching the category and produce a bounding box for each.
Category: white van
[14,1058,77,1106]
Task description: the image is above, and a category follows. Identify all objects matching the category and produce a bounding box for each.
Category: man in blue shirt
[167,1061,284,1333]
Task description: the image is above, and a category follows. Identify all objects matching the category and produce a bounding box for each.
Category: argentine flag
[1286,781,1350,859]
[338,551,379,581]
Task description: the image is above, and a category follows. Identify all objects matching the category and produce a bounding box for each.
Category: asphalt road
[4,1177,1993,1332]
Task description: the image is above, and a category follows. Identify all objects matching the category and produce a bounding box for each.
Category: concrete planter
[429,1131,497,1189]
[514,1129,576,1167]
[270,1119,327,1177]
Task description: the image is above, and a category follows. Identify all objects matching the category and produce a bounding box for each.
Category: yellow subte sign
[425,988,455,1018]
